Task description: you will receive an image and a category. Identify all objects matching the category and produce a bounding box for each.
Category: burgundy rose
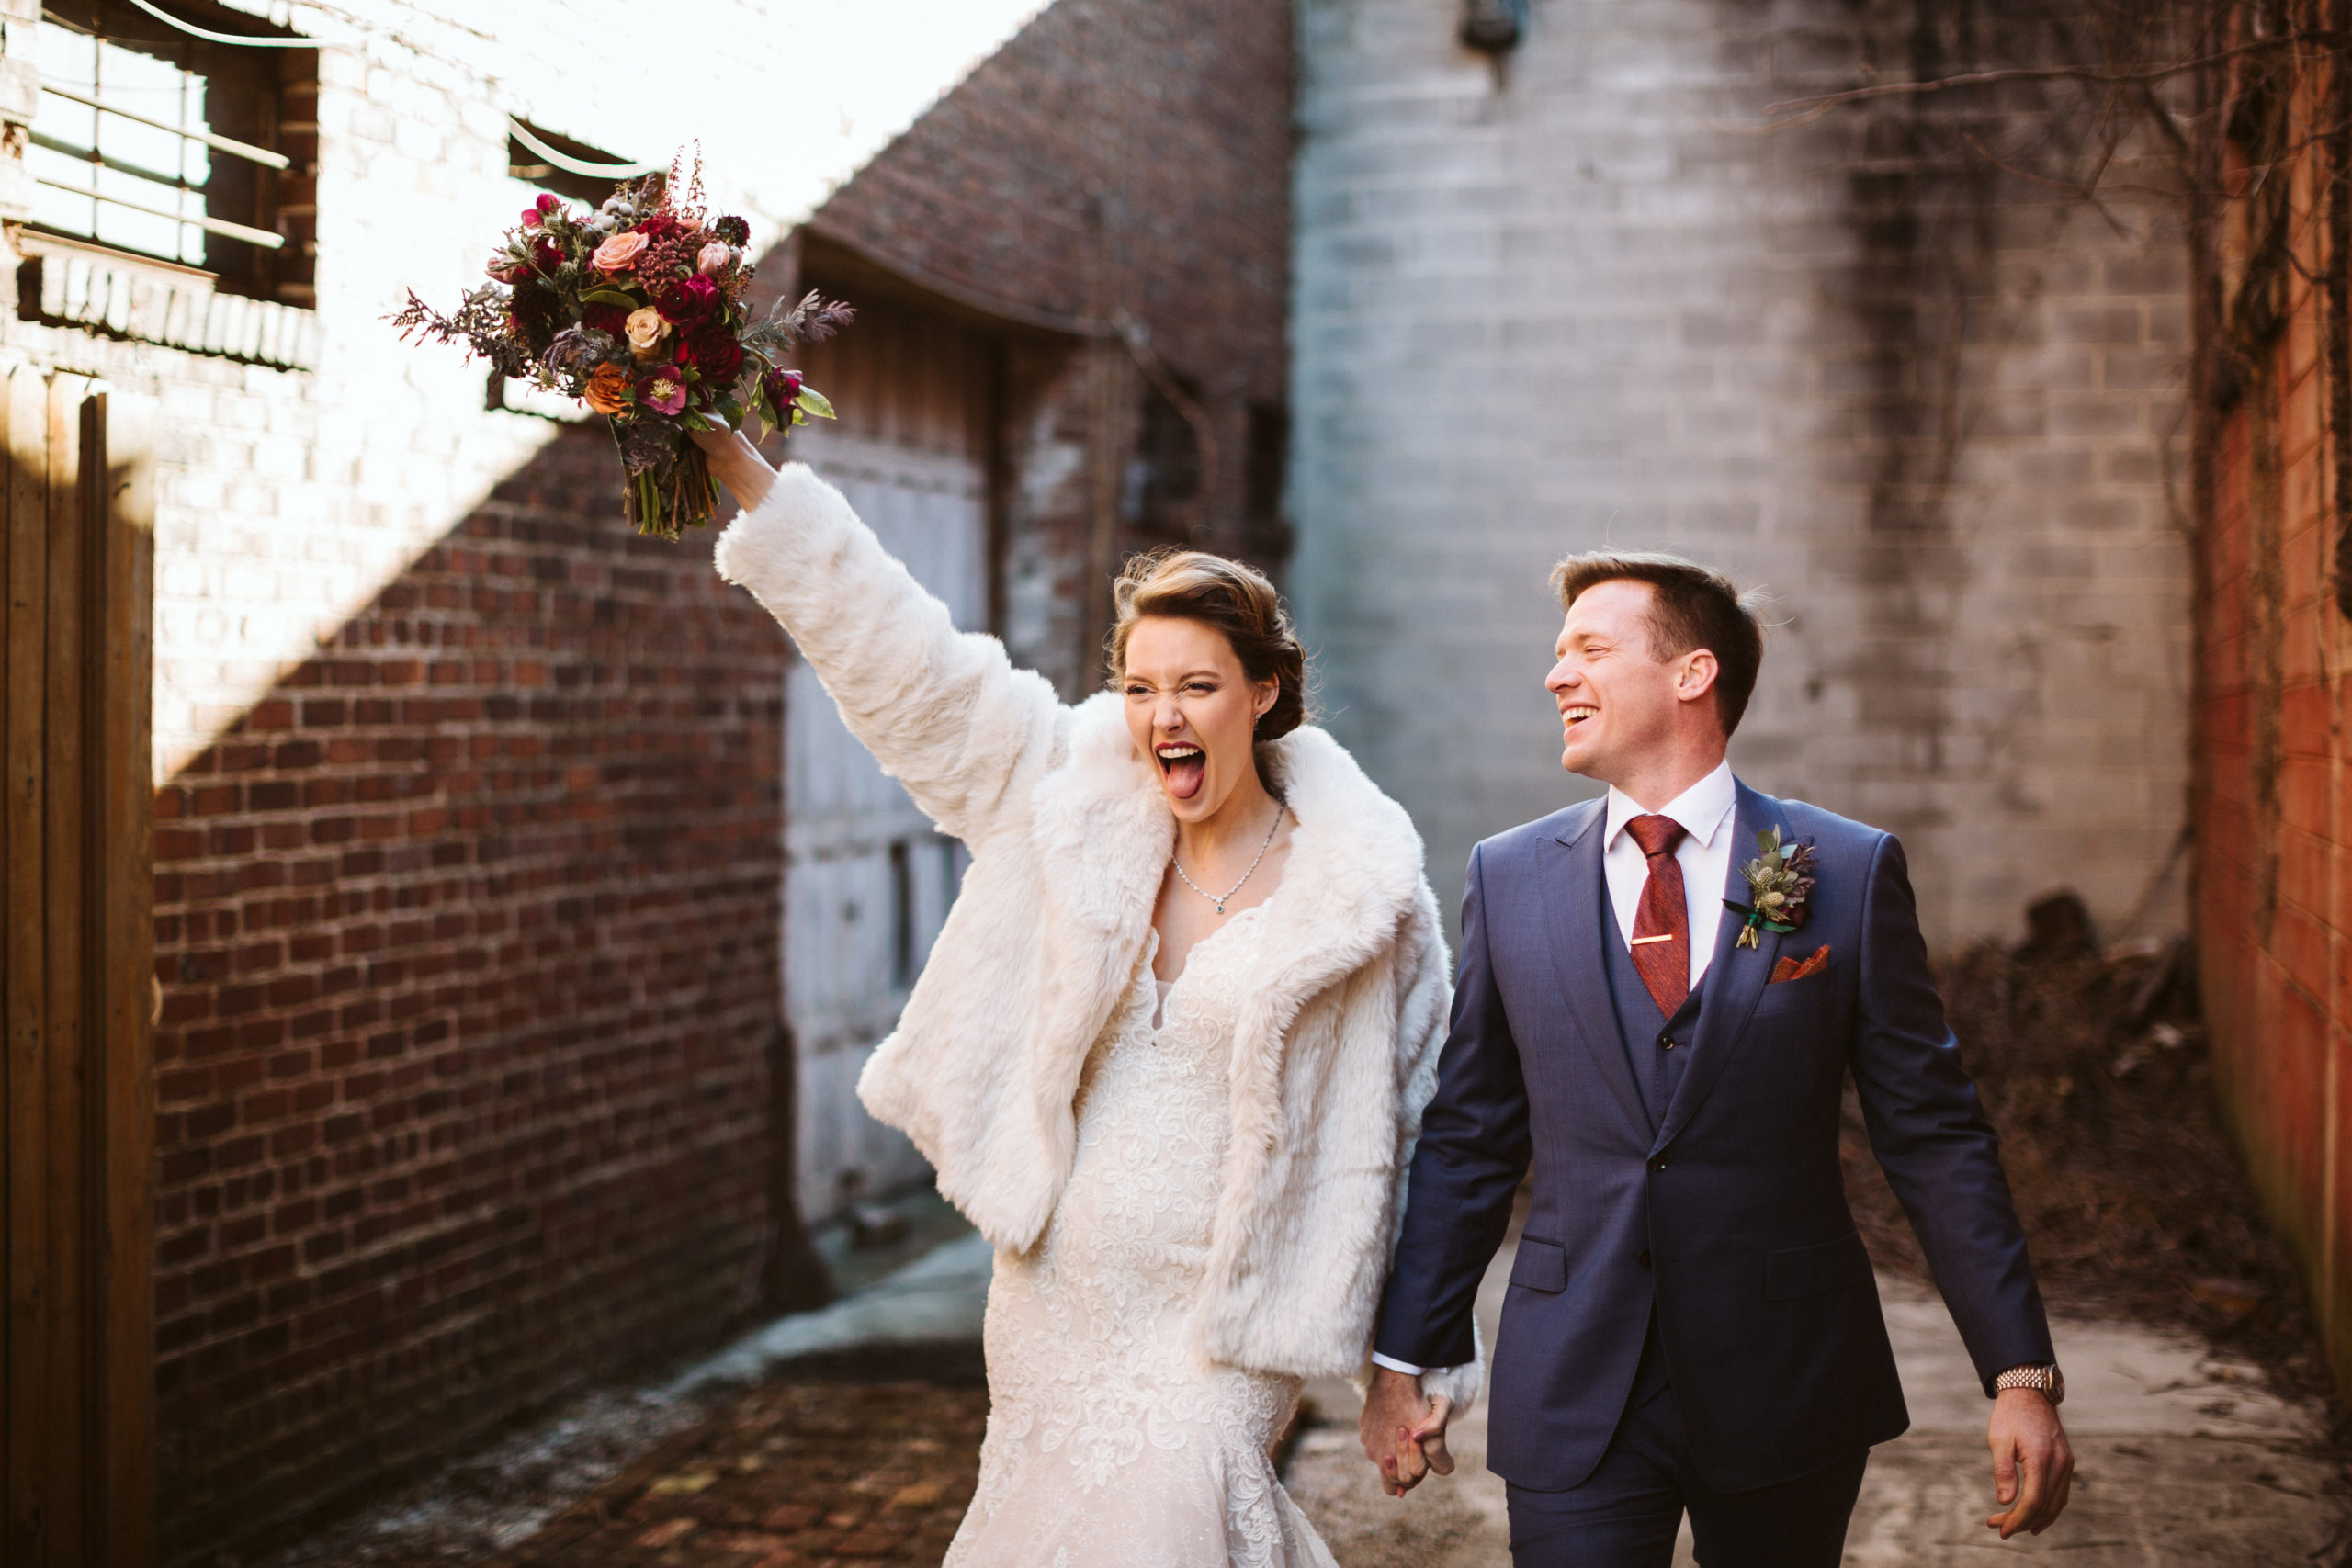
[764,367,803,409]
[511,288,562,349]
[654,274,719,325]
[684,325,742,382]
[581,301,631,335]
[637,364,688,417]
[530,234,564,274]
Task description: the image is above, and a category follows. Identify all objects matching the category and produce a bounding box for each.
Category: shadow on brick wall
[148,420,802,1563]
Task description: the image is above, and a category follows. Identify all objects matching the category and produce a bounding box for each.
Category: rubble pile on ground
[1841,900,2330,1404]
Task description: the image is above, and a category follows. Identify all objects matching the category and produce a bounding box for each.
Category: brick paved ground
[487,1380,988,1568]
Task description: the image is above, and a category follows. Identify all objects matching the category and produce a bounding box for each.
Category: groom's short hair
[1550,551,1766,736]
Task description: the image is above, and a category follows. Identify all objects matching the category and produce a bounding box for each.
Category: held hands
[1358,1366,1456,1498]
[1985,1388,2074,1538]
[690,426,777,512]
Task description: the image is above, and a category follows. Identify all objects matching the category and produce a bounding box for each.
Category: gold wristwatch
[1995,1363,2065,1404]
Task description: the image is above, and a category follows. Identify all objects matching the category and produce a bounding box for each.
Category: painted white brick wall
[0,0,1044,785]
[1288,0,2192,948]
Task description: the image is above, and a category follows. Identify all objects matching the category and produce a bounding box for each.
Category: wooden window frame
[28,0,316,308]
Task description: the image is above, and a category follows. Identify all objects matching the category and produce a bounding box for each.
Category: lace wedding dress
[944,908,1340,1568]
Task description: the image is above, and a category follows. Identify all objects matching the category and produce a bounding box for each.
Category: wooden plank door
[2,373,156,1568]
[783,304,990,1226]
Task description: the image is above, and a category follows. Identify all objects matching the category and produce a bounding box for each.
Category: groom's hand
[1984,1389,2074,1538]
[1359,1368,1455,1497]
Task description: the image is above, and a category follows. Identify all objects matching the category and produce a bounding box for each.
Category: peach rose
[583,363,631,414]
[624,306,671,362]
[592,231,649,275]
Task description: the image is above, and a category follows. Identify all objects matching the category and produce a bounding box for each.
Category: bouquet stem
[613,419,719,539]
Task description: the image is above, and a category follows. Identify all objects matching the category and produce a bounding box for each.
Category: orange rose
[583,362,631,414]
[592,231,649,275]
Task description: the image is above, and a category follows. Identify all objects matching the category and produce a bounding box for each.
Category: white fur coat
[715,464,1467,1397]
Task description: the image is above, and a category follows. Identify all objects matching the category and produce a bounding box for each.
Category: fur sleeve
[1392,886,1453,1157]
[1391,889,1485,1412]
[713,463,1061,843]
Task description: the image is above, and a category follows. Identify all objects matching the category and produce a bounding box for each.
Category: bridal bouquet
[393,161,853,538]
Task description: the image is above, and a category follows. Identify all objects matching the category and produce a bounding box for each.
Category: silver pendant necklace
[1173,804,1286,916]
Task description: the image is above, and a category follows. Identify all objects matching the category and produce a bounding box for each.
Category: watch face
[2048,1367,2065,1404]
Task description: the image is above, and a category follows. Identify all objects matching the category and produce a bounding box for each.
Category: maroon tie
[1625,814,1690,1018]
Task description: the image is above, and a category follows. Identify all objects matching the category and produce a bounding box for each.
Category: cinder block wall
[1288,0,2193,947]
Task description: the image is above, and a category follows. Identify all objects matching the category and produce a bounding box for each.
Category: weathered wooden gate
[785,296,992,1224]
[2,373,154,1568]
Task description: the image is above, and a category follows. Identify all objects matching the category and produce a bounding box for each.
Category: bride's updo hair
[1109,549,1310,743]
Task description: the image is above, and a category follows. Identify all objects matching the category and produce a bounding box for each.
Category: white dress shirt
[1371,761,1739,1382]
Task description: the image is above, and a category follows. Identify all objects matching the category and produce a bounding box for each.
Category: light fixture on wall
[1460,0,1525,53]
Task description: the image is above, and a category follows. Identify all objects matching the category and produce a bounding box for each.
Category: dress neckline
[1152,901,1265,991]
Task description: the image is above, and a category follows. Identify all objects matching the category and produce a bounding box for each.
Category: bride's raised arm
[695,427,1062,846]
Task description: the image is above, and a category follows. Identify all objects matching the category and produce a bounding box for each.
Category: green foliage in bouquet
[392,159,852,538]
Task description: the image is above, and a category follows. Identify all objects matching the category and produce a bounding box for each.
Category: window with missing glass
[28,1,317,306]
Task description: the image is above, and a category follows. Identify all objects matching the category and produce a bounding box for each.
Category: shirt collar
[1603,759,1737,852]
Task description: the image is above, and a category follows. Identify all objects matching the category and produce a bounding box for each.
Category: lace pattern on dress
[945,911,1337,1568]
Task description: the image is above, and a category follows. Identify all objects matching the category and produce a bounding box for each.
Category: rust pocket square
[1770,944,1831,984]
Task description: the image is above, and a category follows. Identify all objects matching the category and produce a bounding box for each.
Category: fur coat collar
[887,689,1427,1239]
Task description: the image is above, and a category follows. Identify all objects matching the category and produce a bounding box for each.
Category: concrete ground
[1284,1220,2349,1567]
[276,1198,2346,1566]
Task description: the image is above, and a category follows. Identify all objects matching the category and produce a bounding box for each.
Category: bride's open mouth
[1156,742,1207,801]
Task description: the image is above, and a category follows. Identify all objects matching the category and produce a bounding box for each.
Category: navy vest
[1599,874,1708,1131]
[1601,879,1710,1411]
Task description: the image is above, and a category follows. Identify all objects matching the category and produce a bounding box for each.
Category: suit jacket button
[1637,1248,1652,1269]
[1650,1157,1668,1172]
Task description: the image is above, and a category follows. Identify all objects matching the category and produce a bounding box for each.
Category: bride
[695,430,1469,1567]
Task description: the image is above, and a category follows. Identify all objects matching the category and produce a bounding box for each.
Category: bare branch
[1761,32,2343,121]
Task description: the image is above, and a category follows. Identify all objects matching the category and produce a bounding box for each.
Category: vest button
[1651,1157,1668,1172]
[1658,1034,1676,1050]
[1637,1248,1652,1269]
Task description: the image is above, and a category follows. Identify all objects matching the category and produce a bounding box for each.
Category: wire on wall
[506,118,664,180]
[124,0,319,47]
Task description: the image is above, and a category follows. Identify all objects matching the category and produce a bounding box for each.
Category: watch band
[1995,1363,2064,1404]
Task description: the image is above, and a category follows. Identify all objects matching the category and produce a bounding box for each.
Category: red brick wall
[139,3,1296,1554]
[809,0,1295,572]
[150,423,786,1559]
[811,0,1292,406]
[2193,15,2352,1389]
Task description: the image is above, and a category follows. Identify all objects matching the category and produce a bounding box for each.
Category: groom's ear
[1675,648,1721,706]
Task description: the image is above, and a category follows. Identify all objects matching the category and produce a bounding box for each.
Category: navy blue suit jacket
[1374,781,2054,1493]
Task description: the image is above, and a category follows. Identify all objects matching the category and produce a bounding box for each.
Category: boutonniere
[1724,827,1817,949]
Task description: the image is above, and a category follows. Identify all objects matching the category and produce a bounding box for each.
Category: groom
[1361,553,2073,1564]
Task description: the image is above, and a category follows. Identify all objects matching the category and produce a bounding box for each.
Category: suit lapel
[1543,802,1651,1142]
[1653,781,1783,1153]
